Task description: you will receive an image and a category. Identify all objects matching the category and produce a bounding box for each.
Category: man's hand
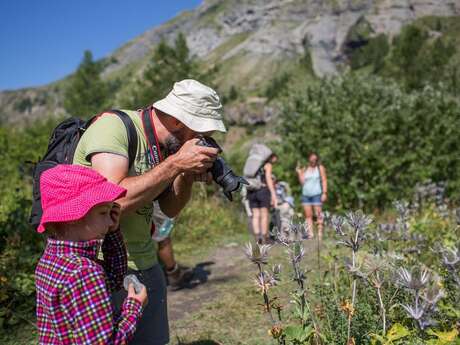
[170,138,218,174]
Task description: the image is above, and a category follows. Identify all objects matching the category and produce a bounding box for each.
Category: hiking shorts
[112,264,169,345]
[248,187,271,209]
[301,194,322,206]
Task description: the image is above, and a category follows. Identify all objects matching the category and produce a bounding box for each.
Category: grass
[170,237,343,345]
[1,191,334,345]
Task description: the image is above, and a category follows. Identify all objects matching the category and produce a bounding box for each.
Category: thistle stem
[347,247,358,344]
[257,263,275,324]
[376,286,386,334]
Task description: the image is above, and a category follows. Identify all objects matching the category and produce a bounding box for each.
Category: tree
[126,33,213,108]
[278,74,460,210]
[389,25,456,90]
[64,50,108,117]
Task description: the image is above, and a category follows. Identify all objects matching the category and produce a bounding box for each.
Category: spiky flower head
[401,303,425,321]
[396,267,430,291]
[290,242,305,264]
[363,254,388,275]
[267,264,282,286]
[345,211,373,232]
[344,257,367,280]
[254,271,275,294]
[440,246,460,267]
[331,215,346,236]
[422,283,444,306]
[244,242,271,265]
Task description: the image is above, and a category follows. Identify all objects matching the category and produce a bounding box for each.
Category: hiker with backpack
[31,79,226,345]
[272,177,296,238]
[243,144,278,244]
[296,152,328,240]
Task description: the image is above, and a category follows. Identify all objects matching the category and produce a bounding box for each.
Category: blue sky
[0,0,202,91]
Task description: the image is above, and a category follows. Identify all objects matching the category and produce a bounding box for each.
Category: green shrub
[349,34,389,72]
[172,186,247,257]
[388,24,456,91]
[0,120,56,329]
[277,74,460,210]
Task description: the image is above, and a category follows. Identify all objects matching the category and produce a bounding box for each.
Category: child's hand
[108,202,121,232]
[128,283,148,307]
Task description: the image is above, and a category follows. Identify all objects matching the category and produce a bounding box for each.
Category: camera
[196,136,248,201]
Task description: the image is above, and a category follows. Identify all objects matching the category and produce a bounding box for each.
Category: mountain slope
[1,0,459,124]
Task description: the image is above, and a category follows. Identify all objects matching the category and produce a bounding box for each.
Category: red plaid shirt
[35,230,142,344]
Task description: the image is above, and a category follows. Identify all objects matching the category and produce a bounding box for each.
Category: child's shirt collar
[46,238,103,259]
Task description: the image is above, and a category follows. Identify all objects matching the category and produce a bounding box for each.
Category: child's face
[59,202,117,241]
[79,203,116,240]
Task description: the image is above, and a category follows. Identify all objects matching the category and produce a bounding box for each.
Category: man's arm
[91,139,218,215]
[156,170,212,217]
[157,173,193,217]
[92,154,181,214]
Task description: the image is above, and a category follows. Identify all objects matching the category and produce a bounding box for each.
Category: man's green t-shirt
[73,110,158,270]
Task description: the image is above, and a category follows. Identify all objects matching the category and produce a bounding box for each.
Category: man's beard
[160,134,182,157]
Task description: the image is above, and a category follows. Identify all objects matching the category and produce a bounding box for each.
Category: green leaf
[386,323,410,342]
[427,328,459,344]
[284,325,313,343]
[370,333,387,344]
[284,325,304,340]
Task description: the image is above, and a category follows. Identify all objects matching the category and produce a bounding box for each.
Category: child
[34,165,147,344]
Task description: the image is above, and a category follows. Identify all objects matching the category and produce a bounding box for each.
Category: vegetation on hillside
[276,74,460,210]
[64,50,110,117]
[1,16,459,344]
[122,33,217,109]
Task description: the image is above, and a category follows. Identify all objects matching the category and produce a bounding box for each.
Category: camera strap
[141,107,163,166]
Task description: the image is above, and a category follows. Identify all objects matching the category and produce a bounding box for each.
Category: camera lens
[196,137,248,201]
[210,158,248,201]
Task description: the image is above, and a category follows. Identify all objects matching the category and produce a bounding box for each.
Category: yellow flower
[269,325,283,339]
[340,299,355,318]
[347,337,356,345]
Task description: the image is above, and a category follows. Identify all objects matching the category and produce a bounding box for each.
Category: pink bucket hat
[37,165,127,233]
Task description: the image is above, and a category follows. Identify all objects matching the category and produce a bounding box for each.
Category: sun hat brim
[37,181,126,233]
[153,97,227,133]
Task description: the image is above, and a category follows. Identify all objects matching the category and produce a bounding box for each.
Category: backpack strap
[107,110,138,169]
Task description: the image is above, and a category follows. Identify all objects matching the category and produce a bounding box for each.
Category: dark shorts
[248,187,271,209]
[112,264,169,345]
[301,194,322,206]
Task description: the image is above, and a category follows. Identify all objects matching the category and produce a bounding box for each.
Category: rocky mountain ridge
[1,0,459,124]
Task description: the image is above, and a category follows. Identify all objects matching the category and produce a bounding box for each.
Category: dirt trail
[167,239,321,322]
[167,243,250,322]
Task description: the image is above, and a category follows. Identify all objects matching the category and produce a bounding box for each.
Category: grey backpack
[243,144,273,191]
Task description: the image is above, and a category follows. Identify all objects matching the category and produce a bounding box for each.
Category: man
[73,79,226,344]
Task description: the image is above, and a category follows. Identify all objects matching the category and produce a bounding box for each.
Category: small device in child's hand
[123,274,144,294]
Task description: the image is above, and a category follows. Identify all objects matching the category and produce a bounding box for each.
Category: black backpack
[29,110,138,230]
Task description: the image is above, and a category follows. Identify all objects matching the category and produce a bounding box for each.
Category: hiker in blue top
[296,152,328,240]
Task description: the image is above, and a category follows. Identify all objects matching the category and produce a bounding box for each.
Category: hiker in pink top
[34,164,148,344]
